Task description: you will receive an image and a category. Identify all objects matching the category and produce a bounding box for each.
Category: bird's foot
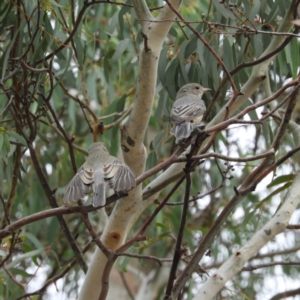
[197,122,206,131]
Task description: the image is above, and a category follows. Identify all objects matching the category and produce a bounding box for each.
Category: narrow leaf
[6,131,27,147]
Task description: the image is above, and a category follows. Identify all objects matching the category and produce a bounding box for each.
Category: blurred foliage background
[0,0,300,299]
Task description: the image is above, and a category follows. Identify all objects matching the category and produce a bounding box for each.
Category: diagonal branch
[194,172,300,300]
[171,142,300,298]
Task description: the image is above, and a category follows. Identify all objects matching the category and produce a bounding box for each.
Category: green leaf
[169,27,178,38]
[48,0,64,8]
[262,182,293,204]
[223,37,234,71]
[0,249,7,257]
[179,40,191,83]
[103,50,114,83]
[107,11,119,35]
[267,174,295,188]
[212,0,235,20]
[185,36,198,58]
[165,58,179,99]
[0,2,12,23]
[197,39,206,70]
[152,131,167,149]
[253,34,263,57]
[9,268,34,278]
[158,231,172,239]
[6,131,27,147]
[158,46,170,88]
[103,94,127,155]
[111,39,129,62]
[291,37,299,79]
[118,6,130,38]
[0,134,3,151]
[284,42,294,80]
[74,34,85,66]
[2,132,10,154]
[155,89,170,125]
[6,248,45,269]
[1,27,20,81]
[155,222,168,230]
[265,3,279,23]
[249,0,261,22]
[146,151,157,171]
[188,59,201,83]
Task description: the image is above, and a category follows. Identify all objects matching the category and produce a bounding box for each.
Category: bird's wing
[63,166,93,204]
[171,98,206,124]
[103,159,136,192]
[92,164,106,207]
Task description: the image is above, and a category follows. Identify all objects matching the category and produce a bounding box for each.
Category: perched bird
[170,83,211,140]
[63,142,136,207]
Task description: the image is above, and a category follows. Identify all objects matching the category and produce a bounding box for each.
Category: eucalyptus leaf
[111,39,129,62]
[6,248,46,269]
[6,131,27,147]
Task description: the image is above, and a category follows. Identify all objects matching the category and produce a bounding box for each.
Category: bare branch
[242,261,300,272]
[194,173,300,300]
[269,287,300,300]
[0,193,124,240]
[164,161,192,298]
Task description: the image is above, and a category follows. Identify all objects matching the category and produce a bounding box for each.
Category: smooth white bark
[193,172,300,300]
[78,1,182,299]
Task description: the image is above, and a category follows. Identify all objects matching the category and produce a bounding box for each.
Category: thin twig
[164,162,192,299]
[164,0,238,95]
[103,106,132,130]
[0,232,18,268]
[119,271,135,300]
[117,177,185,254]
[80,208,114,259]
[118,252,171,266]
[269,287,300,300]
[242,261,300,272]
[287,224,300,229]
[165,184,224,206]
[0,193,124,239]
[17,121,87,273]
[0,96,14,116]
[175,149,275,164]
[205,77,299,135]
[42,98,77,174]
[3,265,26,291]
[14,241,94,300]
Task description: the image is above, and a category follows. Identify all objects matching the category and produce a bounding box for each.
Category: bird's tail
[171,122,193,139]
[92,182,106,207]
[93,167,106,207]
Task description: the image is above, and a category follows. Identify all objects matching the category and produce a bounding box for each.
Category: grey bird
[170,83,211,140]
[63,142,136,207]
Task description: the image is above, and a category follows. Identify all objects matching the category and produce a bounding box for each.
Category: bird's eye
[195,86,200,90]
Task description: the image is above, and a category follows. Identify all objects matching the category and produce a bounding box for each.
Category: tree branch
[194,172,300,300]
[164,163,192,299]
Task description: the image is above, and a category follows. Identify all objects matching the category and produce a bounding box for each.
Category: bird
[170,83,211,140]
[63,142,136,207]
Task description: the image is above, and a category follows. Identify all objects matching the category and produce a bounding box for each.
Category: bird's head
[88,142,108,155]
[176,83,211,99]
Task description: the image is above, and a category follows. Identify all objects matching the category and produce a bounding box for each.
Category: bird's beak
[202,88,211,93]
